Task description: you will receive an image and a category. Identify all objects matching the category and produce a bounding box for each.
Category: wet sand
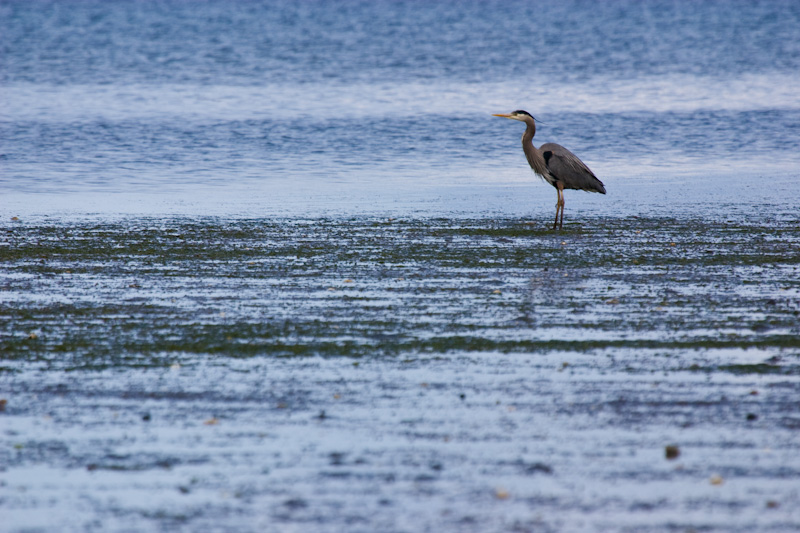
[2,215,799,532]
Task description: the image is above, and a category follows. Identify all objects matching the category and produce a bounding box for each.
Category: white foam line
[2,72,798,123]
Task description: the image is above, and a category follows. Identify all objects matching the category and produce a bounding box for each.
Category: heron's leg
[553,190,560,230]
[553,184,565,230]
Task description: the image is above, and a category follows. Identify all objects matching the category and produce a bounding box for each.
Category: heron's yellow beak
[492,113,512,118]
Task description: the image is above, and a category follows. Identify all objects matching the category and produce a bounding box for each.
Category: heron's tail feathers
[594,180,606,194]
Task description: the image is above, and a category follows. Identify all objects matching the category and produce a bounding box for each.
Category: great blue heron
[493,110,605,230]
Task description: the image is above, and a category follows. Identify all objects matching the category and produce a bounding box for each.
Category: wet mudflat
[1,215,800,532]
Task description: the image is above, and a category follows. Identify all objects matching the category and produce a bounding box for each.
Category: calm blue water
[2,0,799,217]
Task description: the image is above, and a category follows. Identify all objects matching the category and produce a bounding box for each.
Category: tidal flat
[1,215,799,532]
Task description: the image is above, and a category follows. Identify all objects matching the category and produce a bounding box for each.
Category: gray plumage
[493,109,605,229]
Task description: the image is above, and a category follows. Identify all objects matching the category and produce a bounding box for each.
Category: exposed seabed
[2,196,799,532]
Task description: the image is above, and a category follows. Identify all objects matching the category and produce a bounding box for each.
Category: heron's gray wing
[539,143,606,194]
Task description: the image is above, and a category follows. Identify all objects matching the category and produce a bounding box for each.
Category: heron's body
[494,110,605,229]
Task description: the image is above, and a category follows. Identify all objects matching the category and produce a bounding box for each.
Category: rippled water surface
[2,1,800,532]
[2,0,799,215]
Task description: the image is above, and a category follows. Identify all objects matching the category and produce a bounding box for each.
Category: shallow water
[2,1,800,531]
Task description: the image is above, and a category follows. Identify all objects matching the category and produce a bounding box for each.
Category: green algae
[1,216,799,368]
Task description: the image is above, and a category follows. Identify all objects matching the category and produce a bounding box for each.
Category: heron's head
[492,110,535,122]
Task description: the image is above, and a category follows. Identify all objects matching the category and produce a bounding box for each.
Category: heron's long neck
[521,119,548,177]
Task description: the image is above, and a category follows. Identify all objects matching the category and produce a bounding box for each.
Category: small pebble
[494,488,510,500]
[665,445,680,460]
